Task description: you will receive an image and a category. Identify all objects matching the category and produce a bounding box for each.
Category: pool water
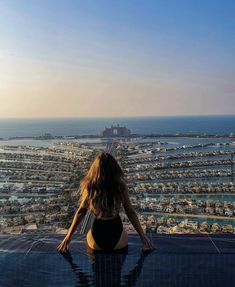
[0,233,235,287]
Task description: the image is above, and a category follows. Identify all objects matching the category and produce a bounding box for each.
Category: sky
[0,0,235,118]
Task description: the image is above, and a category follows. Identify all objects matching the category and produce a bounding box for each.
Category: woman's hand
[141,235,156,251]
[56,236,71,253]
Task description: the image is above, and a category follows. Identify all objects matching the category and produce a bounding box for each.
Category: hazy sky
[0,0,235,118]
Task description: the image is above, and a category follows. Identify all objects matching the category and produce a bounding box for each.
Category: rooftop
[0,233,235,286]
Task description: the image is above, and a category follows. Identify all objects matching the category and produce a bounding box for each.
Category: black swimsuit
[91,214,123,251]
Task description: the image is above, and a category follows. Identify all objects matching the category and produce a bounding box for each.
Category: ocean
[0,115,234,138]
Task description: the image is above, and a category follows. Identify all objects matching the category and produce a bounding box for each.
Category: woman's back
[86,190,122,219]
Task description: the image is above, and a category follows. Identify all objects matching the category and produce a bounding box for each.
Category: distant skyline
[0,0,235,118]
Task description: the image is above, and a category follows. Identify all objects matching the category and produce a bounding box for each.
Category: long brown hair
[78,151,125,216]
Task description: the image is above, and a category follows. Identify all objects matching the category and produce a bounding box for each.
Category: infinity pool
[0,233,235,287]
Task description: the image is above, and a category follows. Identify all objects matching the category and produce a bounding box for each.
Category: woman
[56,151,155,253]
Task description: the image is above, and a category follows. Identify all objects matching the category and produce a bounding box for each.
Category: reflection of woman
[61,249,151,287]
[57,151,155,253]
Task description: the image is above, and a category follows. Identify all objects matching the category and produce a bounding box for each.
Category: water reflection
[60,246,152,287]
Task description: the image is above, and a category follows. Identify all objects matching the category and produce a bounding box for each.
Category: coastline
[0,133,235,141]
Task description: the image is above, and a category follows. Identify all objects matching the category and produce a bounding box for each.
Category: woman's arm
[66,200,88,238]
[121,183,155,251]
[56,197,88,253]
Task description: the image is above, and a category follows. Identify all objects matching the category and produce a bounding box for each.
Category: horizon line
[0,114,235,120]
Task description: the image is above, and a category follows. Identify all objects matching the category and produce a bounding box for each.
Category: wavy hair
[78,151,125,217]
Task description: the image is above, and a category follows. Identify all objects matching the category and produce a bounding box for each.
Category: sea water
[0,115,234,138]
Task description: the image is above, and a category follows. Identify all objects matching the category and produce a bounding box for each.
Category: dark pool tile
[150,234,220,254]
[209,234,235,239]
[1,234,235,287]
[136,254,235,287]
[0,233,234,255]
[209,234,235,254]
